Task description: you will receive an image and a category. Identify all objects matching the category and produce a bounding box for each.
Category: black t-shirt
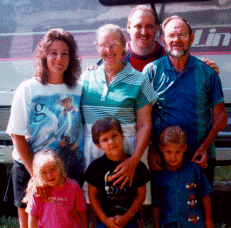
[84,154,150,217]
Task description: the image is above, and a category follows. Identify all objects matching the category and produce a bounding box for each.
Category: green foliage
[0,216,19,228]
[214,166,231,181]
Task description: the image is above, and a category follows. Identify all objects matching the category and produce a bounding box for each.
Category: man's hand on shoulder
[202,58,220,74]
[191,148,208,169]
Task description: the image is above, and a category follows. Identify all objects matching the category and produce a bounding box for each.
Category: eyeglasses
[166,33,189,41]
[97,42,121,50]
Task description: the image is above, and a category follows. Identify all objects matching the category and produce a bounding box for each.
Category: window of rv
[0,0,231,91]
[0,0,140,91]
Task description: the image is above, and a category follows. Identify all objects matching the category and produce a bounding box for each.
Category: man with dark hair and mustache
[143,15,227,186]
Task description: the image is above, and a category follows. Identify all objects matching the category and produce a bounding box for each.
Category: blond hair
[159,126,187,146]
[23,150,67,203]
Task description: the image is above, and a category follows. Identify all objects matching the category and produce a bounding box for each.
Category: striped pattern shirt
[81,62,158,126]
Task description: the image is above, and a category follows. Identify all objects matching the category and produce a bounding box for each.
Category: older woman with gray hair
[81,24,157,206]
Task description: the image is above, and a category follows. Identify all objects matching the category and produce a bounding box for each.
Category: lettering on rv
[191,27,231,54]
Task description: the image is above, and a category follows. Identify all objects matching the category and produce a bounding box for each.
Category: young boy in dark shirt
[84,117,150,228]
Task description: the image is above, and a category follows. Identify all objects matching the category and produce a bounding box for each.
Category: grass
[0,216,19,228]
[0,216,230,228]
[145,223,230,228]
[214,165,231,181]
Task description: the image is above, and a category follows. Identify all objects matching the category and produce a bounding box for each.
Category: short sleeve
[133,161,150,188]
[6,82,30,136]
[84,160,99,187]
[74,182,87,211]
[208,71,224,107]
[135,77,158,110]
[25,194,39,216]
[142,62,157,85]
[78,70,88,87]
[195,164,213,198]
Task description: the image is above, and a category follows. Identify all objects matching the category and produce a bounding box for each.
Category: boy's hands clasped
[114,214,132,227]
[104,217,122,228]
[104,214,132,228]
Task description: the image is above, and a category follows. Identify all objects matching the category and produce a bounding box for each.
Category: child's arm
[152,207,160,228]
[202,194,214,228]
[114,185,146,227]
[78,210,89,228]
[88,184,121,228]
[28,214,38,228]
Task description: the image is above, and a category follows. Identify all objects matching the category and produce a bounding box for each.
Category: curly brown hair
[34,28,81,88]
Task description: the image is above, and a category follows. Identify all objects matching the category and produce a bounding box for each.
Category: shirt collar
[166,54,195,74]
[127,41,159,60]
[96,62,135,85]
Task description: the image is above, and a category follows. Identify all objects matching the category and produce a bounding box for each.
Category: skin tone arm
[192,102,227,169]
[114,185,146,227]
[78,210,89,228]
[28,214,38,228]
[12,136,32,228]
[88,184,121,228]
[202,194,214,228]
[111,103,152,188]
[152,207,160,228]
[11,134,33,176]
[11,134,51,201]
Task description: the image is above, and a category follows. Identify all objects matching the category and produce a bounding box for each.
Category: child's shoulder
[154,160,198,177]
[65,178,81,189]
[134,160,150,183]
[89,154,107,166]
[183,160,202,170]
[85,155,107,176]
[137,160,149,172]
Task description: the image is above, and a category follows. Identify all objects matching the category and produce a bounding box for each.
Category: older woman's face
[97,31,125,66]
